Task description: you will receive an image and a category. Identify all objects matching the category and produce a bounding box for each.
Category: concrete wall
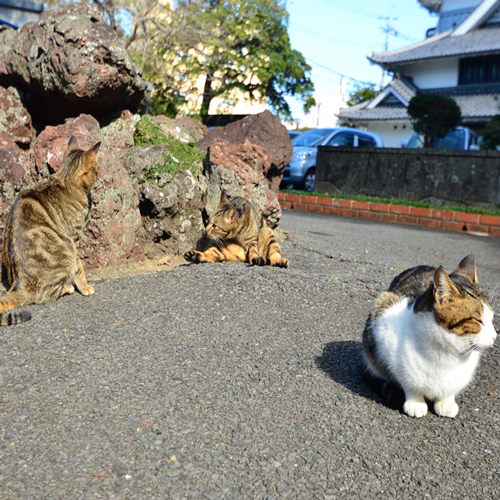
[316,146,500,206]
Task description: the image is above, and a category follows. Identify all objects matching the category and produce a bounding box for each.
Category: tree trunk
[200,74,214,126]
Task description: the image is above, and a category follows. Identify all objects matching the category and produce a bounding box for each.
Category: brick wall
[278,192,500,236]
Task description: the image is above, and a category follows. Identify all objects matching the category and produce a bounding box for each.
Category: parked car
[288,130,302,142]
[281,127,383,192]
[401,126,480,150]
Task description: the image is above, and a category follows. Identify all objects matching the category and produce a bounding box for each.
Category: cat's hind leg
[256,227,289,268]
[403,389,428,418]
[434,394,459,418]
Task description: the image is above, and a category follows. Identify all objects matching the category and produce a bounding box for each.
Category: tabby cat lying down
[0,136,100,326]
[363,255,497,418]
[184,191,289,268]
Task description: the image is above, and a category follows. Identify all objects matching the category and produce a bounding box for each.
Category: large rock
[0,3,146,125]
[30,114,144,270]
[203,138,282,228]
[122,145,206,259]
[198,110,292,191]
[0,86,34,150]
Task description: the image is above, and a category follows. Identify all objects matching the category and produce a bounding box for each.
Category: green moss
[280,190,500,217]
[134,116,205,186]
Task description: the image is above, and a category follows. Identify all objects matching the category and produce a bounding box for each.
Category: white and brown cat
[363,255,497,418]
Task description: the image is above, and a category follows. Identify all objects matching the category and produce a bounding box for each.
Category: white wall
[402,57,459,88]
[300,79,348,129]
[355,121,413,148]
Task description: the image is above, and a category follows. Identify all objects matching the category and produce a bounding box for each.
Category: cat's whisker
[488,282,500,302]
[457,343,479,359]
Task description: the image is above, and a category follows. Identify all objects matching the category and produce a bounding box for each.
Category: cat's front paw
[403,400,428,418]
[79,284,95,296]
[273,258,289,268]
[63,284,75,296]
[434,400,459,418]
[251,256,266,266]
[184,250,201,263]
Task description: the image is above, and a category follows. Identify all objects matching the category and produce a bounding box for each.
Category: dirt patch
[0,254,187,292]
[84,254,188,282]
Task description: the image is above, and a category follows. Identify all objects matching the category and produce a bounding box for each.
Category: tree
[480,115,500,150]
[347,83,377,106]
[151,0,315,124]
[407,93,462,148]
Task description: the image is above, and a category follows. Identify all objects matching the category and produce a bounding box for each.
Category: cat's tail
[362,369,406,410]
[0,290,31,326]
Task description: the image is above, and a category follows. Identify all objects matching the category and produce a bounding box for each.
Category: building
[298,78,348,129]
[0,0,43,29]
[339,0,500,147]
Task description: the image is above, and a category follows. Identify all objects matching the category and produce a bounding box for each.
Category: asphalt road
[1,209,500,500]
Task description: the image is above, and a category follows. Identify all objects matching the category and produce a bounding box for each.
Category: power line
[290,21,381,48]
[306,57,376,87]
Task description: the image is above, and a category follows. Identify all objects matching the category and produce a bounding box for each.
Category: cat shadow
[315,340,405,411]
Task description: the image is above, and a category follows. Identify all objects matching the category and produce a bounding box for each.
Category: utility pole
[379,7,397,88]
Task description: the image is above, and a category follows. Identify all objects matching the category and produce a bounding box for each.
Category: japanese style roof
[369,26,500,66]
[339,82,500,122]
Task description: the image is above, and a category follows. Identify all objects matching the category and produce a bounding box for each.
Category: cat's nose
[493,328,498,342]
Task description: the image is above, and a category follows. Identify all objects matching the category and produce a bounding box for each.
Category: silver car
[281,127,384,192]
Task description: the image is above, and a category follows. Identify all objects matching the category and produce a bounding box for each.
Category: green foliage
[480,115,500,150]
[407,93,462,148]
[138,0,314,124]
[280,189,500,216]
[347,83,378,106]
[134,117,205,186]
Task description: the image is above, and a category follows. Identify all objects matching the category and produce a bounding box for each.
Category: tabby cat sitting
[363,255,497,418]
[0,136,100,326]
[184,191,289,268]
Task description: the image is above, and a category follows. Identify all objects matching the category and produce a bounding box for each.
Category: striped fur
[0,136,100,327]
[184,191,289,268]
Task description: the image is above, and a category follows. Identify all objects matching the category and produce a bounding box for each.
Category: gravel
[1,210,500,499]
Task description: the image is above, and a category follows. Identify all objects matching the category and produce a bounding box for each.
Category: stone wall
[316,147,500,209]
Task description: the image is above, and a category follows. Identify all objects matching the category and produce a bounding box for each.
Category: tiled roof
[369,27,500,66]
[339,106,409,121]
[390,78,418,102]
[339,91,500,121]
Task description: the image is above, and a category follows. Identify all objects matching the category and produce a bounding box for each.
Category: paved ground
[1,210,500,500]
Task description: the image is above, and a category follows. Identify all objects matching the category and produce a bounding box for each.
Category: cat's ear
[219,190,230,206]
[434,267,459,308]
[455,255,477,283]
[83,142,101,169]
[224,207,238,225]
[68,135,80,148]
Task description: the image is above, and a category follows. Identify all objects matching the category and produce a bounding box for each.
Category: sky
[284,0,439,120]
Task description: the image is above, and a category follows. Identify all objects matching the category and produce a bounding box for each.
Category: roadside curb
[278,192,500,237]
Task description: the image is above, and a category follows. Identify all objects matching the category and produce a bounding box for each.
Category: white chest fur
[372,298,487,401]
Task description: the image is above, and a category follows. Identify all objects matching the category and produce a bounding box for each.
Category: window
[358,135,377,147]
[459,55,500,85]
[327,132,355,147]
[293,129,335,147]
